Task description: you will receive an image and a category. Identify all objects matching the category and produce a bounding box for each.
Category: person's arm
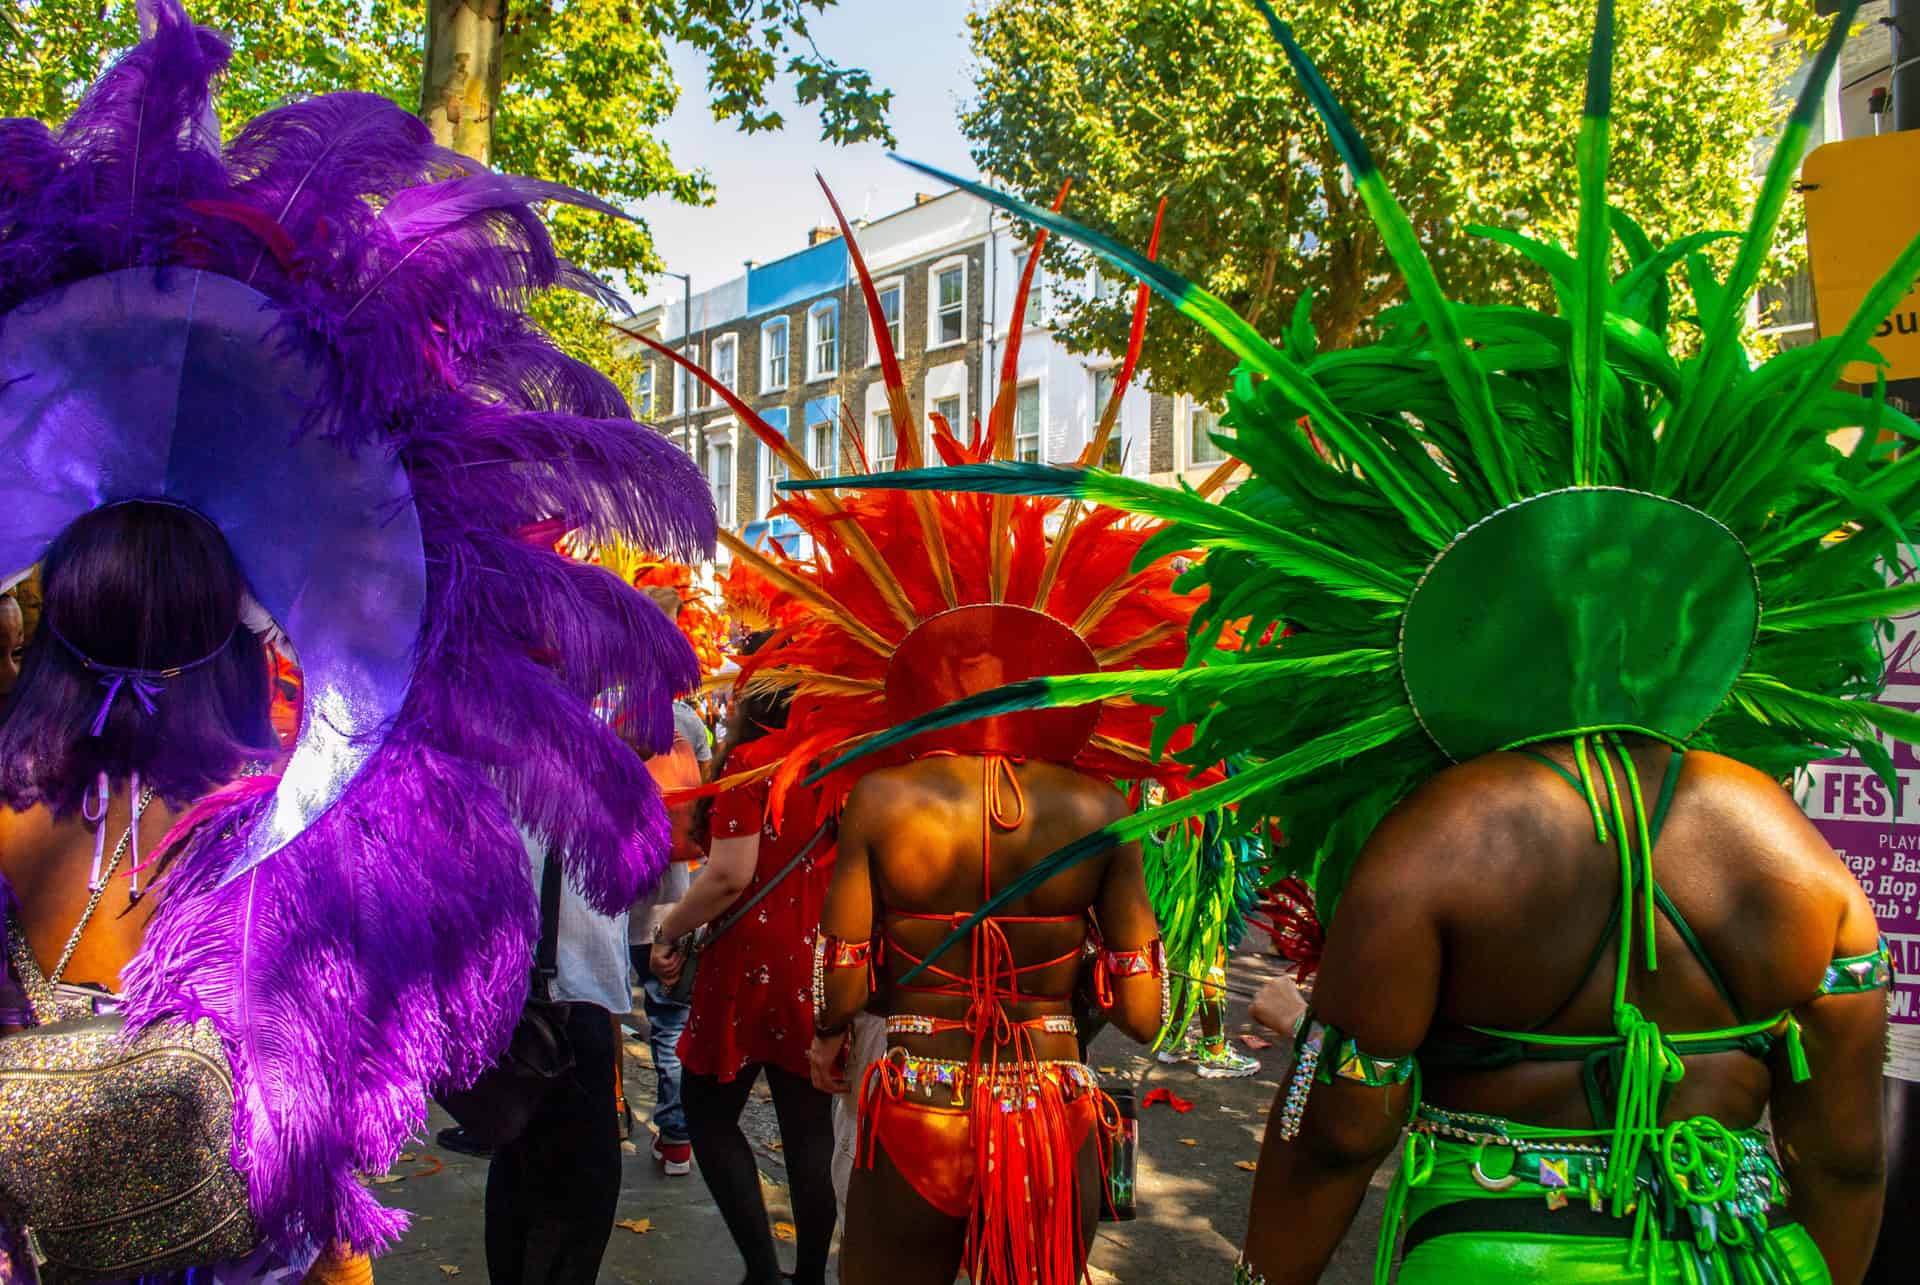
[815,783,878,1032]
[1770,851,1887,1285]
[1243,800,1445,1284]
[649,833,757,982]
[1091,838,1165,1045]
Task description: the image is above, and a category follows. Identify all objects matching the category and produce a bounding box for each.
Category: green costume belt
[1380,1106,1824,1285]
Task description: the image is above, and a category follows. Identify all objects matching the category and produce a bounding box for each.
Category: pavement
[368,946,1388,1283]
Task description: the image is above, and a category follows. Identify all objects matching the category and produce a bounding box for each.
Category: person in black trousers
[481,832,634,1285]
[484,1003,622,1285]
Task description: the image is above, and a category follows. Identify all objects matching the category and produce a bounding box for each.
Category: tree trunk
[420,0,508,165]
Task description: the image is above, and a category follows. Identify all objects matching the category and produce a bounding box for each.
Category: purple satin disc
[0,268,426,877]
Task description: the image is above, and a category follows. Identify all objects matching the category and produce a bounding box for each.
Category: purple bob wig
[0,0,715,1259]
[0,501,277,814]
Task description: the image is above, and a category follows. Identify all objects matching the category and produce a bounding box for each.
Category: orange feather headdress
[650,179,1231,826]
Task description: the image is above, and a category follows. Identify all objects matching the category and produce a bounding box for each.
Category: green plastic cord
[1574,734,1610,842]
[1608,733,1661,973]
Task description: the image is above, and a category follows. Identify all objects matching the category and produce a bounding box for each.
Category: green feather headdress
[785,0,1920,961]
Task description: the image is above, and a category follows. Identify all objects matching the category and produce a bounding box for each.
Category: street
[370,946,1388,1284]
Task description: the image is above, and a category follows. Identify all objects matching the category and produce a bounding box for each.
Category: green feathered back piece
[787,0,1920,948]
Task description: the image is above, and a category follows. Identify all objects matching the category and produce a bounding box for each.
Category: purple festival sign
[1799,563,1920,1082]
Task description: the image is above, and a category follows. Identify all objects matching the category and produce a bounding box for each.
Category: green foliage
[531,289,646,400]
[964,0,1822,398]
[1,0,893,283]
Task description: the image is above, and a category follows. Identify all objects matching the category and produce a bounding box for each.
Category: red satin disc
[884,604,1101,764]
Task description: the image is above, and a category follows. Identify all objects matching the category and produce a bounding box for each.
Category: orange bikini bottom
[857,1049,1114,1285]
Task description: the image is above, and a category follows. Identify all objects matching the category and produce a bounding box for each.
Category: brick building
[616,189,1230,562]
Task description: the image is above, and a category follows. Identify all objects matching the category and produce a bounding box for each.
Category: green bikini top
[1419,745,1891,1122]
[1288,735,1895,1252]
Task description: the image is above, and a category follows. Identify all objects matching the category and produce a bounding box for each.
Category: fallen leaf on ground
[1237,1034,1272,1051]
[398,1152,417,1162]
[437,1267,460,1278]
[767,1140,783,1151]
[370,1174,405,1185]
[773,1222,796,1241]
[615,1218,652,1235]
[1098,1066,1118,1074]
[1178,1138,1198,1146]
[1235,1160,1259,1172]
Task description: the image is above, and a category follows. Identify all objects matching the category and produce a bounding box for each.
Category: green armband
[1820,935,1895,996]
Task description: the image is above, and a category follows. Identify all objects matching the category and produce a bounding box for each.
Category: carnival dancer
[0,2,712,1279]
[648,177,1222,1285]
[1148,796,1263,1079]
[794,3,1919,1280]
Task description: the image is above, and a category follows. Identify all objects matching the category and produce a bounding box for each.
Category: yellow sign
[1803,130,1920,384]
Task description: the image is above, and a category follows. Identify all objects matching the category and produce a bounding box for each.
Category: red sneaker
[651,1136,692,1176]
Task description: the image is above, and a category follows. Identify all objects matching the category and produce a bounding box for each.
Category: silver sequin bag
[0,917,257,1282]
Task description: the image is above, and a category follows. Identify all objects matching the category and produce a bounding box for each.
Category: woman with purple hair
[0,2,713,1281]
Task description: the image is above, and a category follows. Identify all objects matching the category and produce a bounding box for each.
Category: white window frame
[633,363,655,419]
[807,300,839,382]
[709,333,738,401]
[1014,380,1042,464]
[929,256,967,350]
[869,408,897,470]
[1090,365,1122,469]
[868,277,905,365]
[931,392,965,434]
[757,411,790,520]
[761,318,790,392]
[706,425,736,528]
[1184,395,1228,470]
[807,415,839,473]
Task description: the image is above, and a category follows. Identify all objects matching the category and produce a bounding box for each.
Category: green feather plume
[877,0,1917,976]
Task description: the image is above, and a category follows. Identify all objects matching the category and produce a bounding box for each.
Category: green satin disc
[1400,488,1757,761]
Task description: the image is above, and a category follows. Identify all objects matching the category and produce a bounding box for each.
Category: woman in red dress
[651,684,837,1285]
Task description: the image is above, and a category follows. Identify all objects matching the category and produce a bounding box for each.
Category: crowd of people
[0,3,1911,1285]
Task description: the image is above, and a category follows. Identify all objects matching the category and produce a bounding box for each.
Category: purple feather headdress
[0,0,713,1256]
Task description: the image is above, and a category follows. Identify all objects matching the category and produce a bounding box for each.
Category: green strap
[1651,883,1745,1019]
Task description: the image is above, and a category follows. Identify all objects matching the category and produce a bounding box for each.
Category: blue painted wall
[745,240,849,319]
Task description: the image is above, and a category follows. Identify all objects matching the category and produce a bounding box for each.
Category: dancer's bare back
[816,754,1163,1063]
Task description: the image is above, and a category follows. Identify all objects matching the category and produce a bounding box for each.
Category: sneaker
[652,1135,693,1176]
[435,1125,493,1158]
[1194,1038,1260,1079]
[1155,1032,1197,1065]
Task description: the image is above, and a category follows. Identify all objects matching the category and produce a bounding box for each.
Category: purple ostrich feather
[5,0,713,1256]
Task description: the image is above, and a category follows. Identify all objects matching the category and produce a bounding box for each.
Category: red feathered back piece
[655,180,1216,827]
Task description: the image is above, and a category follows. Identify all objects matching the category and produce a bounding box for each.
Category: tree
[2,0,891,282]
[964,0,1822,399]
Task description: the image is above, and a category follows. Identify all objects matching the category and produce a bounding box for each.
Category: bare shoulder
[1351,753,1560,897]
[1023,760,1130,828]
[842,764,931,824]
[1669,750,1865,917]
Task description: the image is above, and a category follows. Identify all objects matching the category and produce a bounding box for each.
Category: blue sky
[629,0,982,309]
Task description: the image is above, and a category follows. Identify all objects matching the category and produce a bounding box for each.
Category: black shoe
[436,1125,493,1158]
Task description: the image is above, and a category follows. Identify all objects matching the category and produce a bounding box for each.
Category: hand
[1249,974,1309,1038]
[809,1030,851,1094]
[650,940,685,987]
